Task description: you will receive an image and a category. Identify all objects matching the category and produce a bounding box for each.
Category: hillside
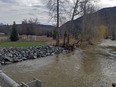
[96,6,116,24]
[61,6,116,38]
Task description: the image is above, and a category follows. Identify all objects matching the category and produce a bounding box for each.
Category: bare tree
[65,0,94,45]
[80,0,92,34]
[66,0,98,45]
[46,0,59,45]
[85,5,100,44]
[46,0,98,45]
[56,0,60,46]
[75,0,97,45]
[66,0,82,45]
[47,0,69,46]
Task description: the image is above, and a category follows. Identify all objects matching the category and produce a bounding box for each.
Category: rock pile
[0,45,64,64]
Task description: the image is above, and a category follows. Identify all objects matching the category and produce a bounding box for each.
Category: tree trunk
[63,32,67,46]
[66,0,79,45]
[112,28,116,40]
[66,33,70,45]
[56,0,60,46]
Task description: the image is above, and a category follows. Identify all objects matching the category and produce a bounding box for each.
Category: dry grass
[0,35,99,48]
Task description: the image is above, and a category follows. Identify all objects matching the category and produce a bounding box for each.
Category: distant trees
[10,21,19,41]
[21,18,39,35]
[46,31,53,37]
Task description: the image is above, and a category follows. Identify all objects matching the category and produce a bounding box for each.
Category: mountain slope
[61,6,116,37]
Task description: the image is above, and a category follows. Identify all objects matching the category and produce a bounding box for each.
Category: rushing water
[2,46,116,87]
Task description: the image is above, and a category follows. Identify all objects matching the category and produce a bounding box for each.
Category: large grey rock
[0,45,64,65]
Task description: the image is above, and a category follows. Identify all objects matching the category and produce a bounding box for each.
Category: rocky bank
[0,45,64,65]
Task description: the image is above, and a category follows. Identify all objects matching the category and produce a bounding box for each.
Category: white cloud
[0,0,116,25]
[98,0,116,8]
[17,0,43,6]
[0,0,49,24]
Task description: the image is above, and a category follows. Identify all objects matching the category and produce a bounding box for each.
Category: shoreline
[0,45,64,65]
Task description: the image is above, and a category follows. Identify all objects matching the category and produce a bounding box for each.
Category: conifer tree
[10,21,19,41]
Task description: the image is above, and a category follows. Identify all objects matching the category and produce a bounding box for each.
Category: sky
[0,0,116,25]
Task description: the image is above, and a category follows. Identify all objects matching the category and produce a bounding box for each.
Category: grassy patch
[0,41,47,47]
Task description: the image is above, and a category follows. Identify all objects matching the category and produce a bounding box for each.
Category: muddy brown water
[2,47,116,87]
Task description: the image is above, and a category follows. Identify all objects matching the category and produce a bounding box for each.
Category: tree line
[46,0,99,46]
[1,0,116,44]
[46,0,116,46]
[8,19,54,41]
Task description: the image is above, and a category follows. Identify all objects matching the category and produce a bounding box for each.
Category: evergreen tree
[10,21,19,41]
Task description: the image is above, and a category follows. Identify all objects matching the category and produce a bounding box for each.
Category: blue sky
[0,0,116,25]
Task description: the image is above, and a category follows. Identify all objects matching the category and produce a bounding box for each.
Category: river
[2,45,116,87]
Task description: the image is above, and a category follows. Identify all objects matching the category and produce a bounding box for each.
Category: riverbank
[2,39,116,87]
[2,44,116,87]
[0,45,64,65]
